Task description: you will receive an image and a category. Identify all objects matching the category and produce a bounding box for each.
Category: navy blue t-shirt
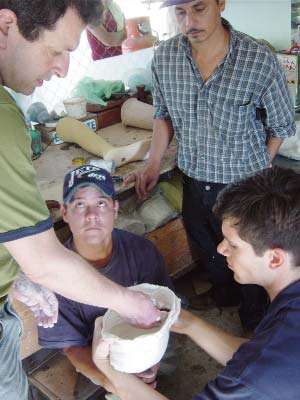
[38,229,173,348]
[193,280,300,400]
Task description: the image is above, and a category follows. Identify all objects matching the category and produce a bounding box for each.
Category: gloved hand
[9,272,58,328]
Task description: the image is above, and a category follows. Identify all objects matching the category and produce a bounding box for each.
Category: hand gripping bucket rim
[96,283,181,373]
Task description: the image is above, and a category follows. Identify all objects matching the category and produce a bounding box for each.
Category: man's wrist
[147,158,161,171]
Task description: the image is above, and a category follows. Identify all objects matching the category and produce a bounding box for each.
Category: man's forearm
[148,119,174,167]
[179,312,248,366]
[64,346,113,391]
[4,229,125,311]
[266,136,284,164]
[5,229,160,326]
[88,26,125,47]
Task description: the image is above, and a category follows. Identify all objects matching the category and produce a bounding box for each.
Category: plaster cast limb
[56,117,151,167]
[121,99,154,131]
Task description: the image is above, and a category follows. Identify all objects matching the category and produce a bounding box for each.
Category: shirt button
[205,185,211,191]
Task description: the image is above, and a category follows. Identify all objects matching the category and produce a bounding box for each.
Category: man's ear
[0,9,17,49]
[269,247,286,270]
[60,204,68,224]
[113,200,119,219]
[219,0,226,13]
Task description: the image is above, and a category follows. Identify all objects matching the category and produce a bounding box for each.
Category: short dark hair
[214,167,300,265]
[0,0,104,41]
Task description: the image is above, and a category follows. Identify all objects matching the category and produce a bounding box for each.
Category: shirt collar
[271,279,300,309]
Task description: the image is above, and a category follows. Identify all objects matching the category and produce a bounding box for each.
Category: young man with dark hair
[95,166,300,399]
[38,166,173,396]
[125,0,295,329]
[0,2,160,399]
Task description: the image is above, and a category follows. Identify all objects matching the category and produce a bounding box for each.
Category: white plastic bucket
[94,283,181,373]
[63,96,87,119]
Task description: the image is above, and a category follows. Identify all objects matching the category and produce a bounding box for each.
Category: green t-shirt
[0,86,53,305]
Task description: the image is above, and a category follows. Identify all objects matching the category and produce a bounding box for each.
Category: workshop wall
[223,0,291,51]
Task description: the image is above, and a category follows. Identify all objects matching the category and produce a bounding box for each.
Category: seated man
[93,166,300,399]
[38,165,173,394]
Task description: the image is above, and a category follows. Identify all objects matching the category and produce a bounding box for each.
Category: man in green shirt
[0,2,160,399]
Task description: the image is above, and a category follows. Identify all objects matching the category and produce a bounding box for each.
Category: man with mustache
[0,2,160,399]
[125,0,295,330]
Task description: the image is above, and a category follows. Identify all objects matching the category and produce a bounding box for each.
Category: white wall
[223,0,291,51]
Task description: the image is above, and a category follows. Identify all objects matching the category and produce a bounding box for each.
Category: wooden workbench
[34,122,177,204]
[33,121,197,279]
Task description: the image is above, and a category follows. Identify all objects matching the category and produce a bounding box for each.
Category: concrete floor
[157,270,244,400]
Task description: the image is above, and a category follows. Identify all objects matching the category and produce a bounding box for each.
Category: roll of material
[121,98,154,131]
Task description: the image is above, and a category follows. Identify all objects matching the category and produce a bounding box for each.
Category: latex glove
[10,272,58,328]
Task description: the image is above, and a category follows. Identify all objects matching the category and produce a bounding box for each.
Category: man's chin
[19,87,36,96]
[84,231,104,242]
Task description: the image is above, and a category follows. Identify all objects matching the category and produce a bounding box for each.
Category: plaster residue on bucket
[109,322,159,340]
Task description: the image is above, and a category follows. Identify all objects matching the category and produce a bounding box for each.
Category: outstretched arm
[172,309,248,366]
[64,345,116,393]
[123,119,174,198]
[5,228,160,328]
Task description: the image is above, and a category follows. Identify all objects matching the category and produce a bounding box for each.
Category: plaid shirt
[152,21,295,183]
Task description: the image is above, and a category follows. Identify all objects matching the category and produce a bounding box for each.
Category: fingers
[95,339,111,360]
[144,174,159,194]
[136,368,156,380]
[122,173,136,187]
[123,172,145,199]
[93,316,112,362]
[125,290,161,328]
[136,366,158,387]
[123,169,159,200]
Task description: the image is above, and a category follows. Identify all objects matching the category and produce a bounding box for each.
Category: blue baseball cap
[63,165,115,204]
[161,0,193,8]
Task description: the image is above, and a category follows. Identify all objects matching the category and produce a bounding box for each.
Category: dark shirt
[38,229,173,348]
[193,280,300,400]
